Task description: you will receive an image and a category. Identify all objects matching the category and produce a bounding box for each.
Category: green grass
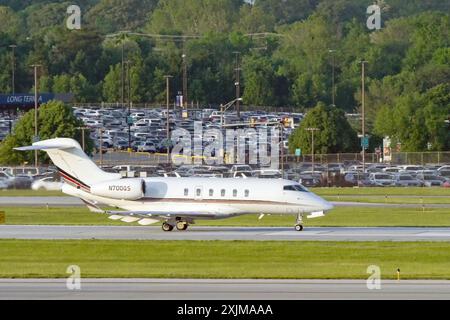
[312,187,450,196]
[323,196,450,204]
[0,240,449,279]
[0,189,63,197]
[2,206,450,227]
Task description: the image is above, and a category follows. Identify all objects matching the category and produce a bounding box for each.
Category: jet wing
[106,210,220,220]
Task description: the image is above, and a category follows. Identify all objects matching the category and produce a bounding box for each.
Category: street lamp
[233,51,241,118]
[359,60,368,174]
[30,64,42,169]
[220,98,243,128]
[305,128,320,172]
[164,75,173,164]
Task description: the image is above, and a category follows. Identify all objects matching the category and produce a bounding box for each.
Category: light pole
[359,60,368,174]
[328,49,336,107]
[182,48,188,111]
[164,75,172,163]
[9,45,17,94]
[306,128,320,172]
[125,60,132,150]
[233,51,241,118]
[31,64,42,169]
[220,98,243,128]
[76,127,89,151]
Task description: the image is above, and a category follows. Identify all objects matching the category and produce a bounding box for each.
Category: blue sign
[361,136,369,149]
[0,93,73,107]
[295,148,302,156]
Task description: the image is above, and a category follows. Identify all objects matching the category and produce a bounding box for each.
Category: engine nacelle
[90,179,145,200]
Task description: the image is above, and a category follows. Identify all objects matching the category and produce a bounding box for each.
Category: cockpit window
[283,184,308,192]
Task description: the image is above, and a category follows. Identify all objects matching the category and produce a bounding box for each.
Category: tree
[288,102,359,154]
[102,64,121,102]
[242,54,277,106]
[0,101,93,165]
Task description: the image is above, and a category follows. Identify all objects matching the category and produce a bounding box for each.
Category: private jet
[15,138,333,231]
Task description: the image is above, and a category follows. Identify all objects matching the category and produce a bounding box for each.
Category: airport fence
[90,151,450,167]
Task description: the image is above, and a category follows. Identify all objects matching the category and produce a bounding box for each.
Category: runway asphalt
[1,279,449,300]
[1,196,450,208]
[1,225,450,241]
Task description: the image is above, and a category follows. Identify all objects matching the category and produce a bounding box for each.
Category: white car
[31,177,63,191]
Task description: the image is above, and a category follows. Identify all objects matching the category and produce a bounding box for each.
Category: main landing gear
[162,221,189,232]
[295,213,304,232]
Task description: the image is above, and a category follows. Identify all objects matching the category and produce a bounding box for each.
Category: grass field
[312,187,450,196]
[2,206,450,227]
[0,240,449,279]
[1,187,449,197]
[324,196,450,204]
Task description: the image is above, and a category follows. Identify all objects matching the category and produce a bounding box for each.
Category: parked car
[137,141,157,153]
[393,174,422,187]
[31,177,63,191]
[416,174,443,187]
[368,173,395,187]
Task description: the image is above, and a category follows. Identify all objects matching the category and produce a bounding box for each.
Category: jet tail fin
[14,138,121,186]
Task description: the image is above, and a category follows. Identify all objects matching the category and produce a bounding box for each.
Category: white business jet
[16,138,333,231]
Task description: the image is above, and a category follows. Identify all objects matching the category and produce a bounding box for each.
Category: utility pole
[306,128,320,172]
[98,128,103,167]
[31,64,41,169]
[9,45,17,94]
[125,60,131,150]
[182,45,188,111]
[234,51,241,118]
[164,75,172,164]
[360,60,368,174]
[329,49,336,106]
[121,40,125,111]
[76,127,88,151]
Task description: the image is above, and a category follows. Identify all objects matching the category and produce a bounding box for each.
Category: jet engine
[90,179,146,200]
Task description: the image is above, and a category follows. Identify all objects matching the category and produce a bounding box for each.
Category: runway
[1,279,449,300]
[2,196,450,208]
[1,225,450,241]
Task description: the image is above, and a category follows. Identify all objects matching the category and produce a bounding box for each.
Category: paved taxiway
[1,225,450,241]
[1,279,449,300]
[2,196,450,208]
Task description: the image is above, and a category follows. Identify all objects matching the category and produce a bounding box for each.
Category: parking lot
[1,106,449,190]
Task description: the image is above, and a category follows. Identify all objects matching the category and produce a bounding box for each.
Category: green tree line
[0,0,448,151]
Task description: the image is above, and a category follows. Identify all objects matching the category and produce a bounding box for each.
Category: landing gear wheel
[162,222,174,232]
[295,224,304,232]
[176,221,188,231]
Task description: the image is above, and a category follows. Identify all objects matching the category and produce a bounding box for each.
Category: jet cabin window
[233,189,237,197]
[244,189,249,197]
[221,189,226,197]
[283,185,308,192]
[209,189,214,197]
[184,188,189,196]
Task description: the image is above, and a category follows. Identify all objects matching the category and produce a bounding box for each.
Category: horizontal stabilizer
[14,144,74,151]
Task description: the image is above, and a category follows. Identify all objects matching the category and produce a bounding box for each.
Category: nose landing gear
[295,213,304,232]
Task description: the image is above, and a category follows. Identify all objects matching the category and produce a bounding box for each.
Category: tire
[295,224,304,232]
[176,221,188,231]
[162,223,173,232]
